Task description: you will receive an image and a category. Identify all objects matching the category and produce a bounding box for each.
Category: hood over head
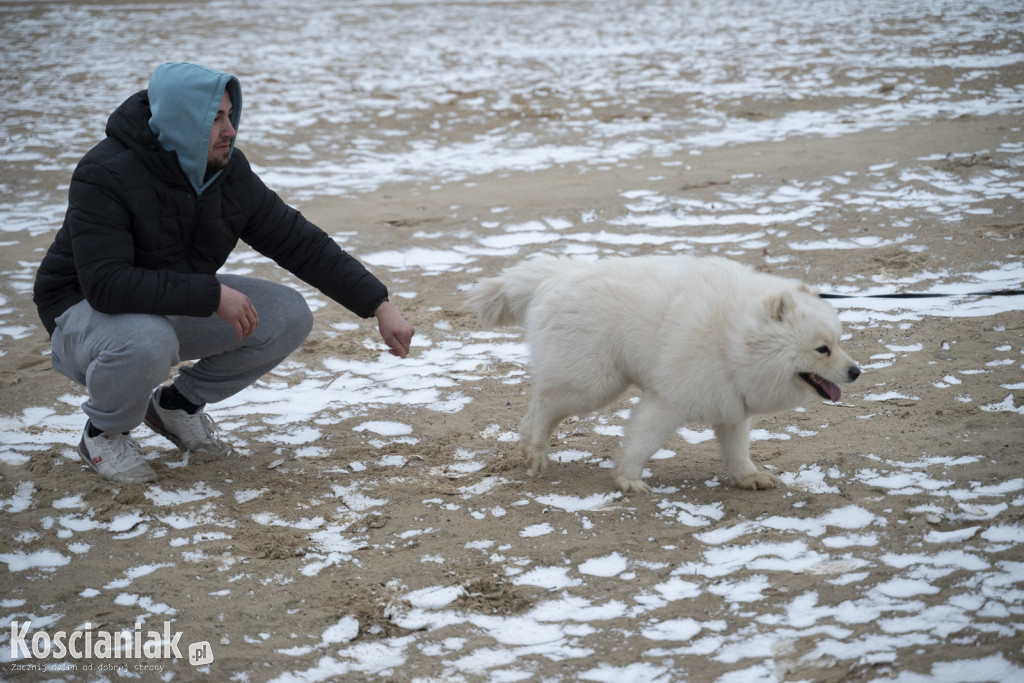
[148,62,242,195]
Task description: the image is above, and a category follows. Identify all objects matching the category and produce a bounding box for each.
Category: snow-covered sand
[2,0,1022,680]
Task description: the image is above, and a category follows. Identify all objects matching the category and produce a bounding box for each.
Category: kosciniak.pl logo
[8,620,214,667]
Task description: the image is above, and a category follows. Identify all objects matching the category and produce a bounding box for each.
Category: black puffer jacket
[33,90,388,337]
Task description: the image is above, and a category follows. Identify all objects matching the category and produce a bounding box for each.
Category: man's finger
[398,332,412,354]
[387,334,408,358]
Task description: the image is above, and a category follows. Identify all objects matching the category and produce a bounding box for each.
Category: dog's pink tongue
[821,378,841,402]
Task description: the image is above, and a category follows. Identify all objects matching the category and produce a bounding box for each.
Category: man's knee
[268,287,314,351]
[290,289,315,336]
[87,315,179,385]
[114,316,180,366]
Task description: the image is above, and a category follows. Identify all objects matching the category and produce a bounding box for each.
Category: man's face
[207,90,235,170]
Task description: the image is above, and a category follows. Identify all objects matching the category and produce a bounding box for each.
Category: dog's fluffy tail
[467,256,570,327]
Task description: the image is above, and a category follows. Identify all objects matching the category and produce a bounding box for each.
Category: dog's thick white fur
[467,254,861,492]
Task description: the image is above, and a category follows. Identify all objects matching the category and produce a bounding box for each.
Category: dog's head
[752,285,861,406]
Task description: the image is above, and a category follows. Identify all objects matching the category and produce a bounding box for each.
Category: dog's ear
[766,291,796,322]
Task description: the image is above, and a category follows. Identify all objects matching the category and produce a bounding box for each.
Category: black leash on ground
[819,288,1024,300]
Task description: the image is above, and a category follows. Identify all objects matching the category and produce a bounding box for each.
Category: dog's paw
[614,475,650,493]
[525,455,548,477]
[735,471,781,490]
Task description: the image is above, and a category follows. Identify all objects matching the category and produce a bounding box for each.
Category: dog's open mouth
[800,372,841,402]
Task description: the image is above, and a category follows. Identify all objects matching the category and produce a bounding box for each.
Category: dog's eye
[816,345,831,355]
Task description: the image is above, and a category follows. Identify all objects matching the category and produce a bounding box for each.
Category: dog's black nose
[848,365,861,381]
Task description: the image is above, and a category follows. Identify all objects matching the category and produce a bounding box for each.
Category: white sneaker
[78,427,157,485]
[144,387,231,457]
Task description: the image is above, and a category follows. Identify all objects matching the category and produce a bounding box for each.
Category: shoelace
[111,435,147,469]
[197,412,228,451]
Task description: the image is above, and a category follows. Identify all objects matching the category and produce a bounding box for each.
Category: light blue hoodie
[148,62,242,195]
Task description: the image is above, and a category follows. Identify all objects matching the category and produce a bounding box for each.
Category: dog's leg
[519,398,572,477]
[713,419,779,490]
[521,370,624,477]
[615,395,678,493]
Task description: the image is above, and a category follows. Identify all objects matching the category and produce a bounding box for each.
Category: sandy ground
[3,113,1024,681]
[2,2,1024,681]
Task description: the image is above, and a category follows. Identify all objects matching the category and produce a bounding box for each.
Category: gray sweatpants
[49,275,314,433]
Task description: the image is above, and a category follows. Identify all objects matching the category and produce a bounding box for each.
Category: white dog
[467,254,860,492]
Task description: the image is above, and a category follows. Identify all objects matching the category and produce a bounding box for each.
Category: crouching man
[33,62,414,484]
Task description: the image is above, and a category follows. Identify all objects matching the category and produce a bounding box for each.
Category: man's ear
[766,291,796,322]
